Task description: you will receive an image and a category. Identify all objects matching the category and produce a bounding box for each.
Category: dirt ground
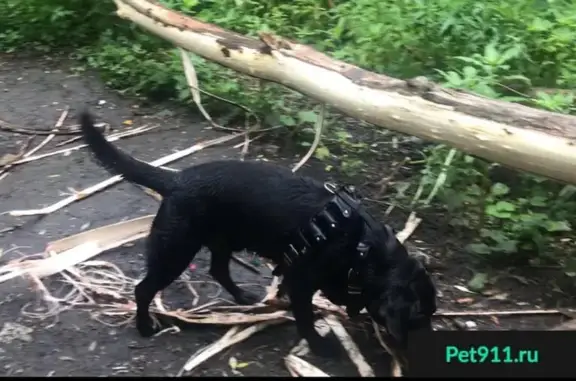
[0,53,574,377]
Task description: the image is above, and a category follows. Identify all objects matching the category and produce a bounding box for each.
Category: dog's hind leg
[208,245,261,305]
[134,200,200,338]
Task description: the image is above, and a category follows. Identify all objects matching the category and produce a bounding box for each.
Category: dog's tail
[79,109,177,196]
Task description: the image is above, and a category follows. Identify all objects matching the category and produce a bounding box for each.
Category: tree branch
[114,0,576,185]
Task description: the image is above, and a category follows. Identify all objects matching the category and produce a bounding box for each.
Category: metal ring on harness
[324,182,338,194]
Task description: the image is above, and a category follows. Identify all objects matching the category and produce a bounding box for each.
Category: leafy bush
[1,0,575,270]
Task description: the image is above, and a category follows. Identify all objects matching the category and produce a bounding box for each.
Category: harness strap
[281,182,399,297]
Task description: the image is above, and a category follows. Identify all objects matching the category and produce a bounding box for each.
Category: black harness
[280,182,398,295]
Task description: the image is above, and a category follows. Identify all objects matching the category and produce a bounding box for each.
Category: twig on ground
[436,309,574,318]
[231,253,261,274]
[240,133,250,160]
[0,216,153,283]
[3,133,245,217]
[262,275,280,303]
[292,104,326,173]
[284,354,330,377]
[0,136,35,179]
[23,107,70,159]
[373,157,409,199]
[0,136,34,167]
[178,319,285,375]
[395,212,422,244]
[0,119,106,136]
[325,314,374,377]
[12,124,156,166]
[233,134,263,150]
[290,319,330,357]
[372,321,402,377]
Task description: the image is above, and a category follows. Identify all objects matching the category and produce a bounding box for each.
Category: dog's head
[366,256,437,349]
[354,224,437,350]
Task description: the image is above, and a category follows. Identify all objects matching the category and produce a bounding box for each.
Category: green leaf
[467,272,488,292]
[490,183,510,196]
[297,110,317,124]
[494,239,518,253]
[544,220,571,232]
[495,201,516,211]
[499,45,523,64]
[462,66,478,79]
[314,146,331,160]
[529,18,553,32]
[279,115,296,126]
[182,0,199,8]
[559,185,576,199]
[466,243,492,255]
[485,201,516,218]
[335,130,352,140]
[529,196,548,207]
[484,42,500,64]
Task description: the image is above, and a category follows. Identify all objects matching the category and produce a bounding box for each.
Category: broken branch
[113,0,576,185]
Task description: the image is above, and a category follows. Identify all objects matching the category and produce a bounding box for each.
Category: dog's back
[169,160,331,252]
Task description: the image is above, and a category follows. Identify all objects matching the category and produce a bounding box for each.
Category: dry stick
[12,124,156,166]
[372,321,402,377]
[240,133,250,160]
[180,48,221,130]
[179,48,264,160]
[0,216,153,283]
[23,107,70,159]
[55,123,110,147]
[325,314,375,377]
[395,212,422,244]
[3,132,245,217]
[178,319,286,375]
[411,147,457,207]
[178,48,260,133]
[233,134,263,149]
[231,254,261,274]
[374,157,410,198]
[0,119,107,136]
[292,104,326,173]
[290,319,331,357]
[0,136,34,167]
[284,355,330,377]
[435,309,574,318]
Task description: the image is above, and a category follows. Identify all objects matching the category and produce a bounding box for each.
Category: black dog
[79,110,437,357]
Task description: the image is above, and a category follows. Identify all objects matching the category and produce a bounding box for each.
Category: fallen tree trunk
[114,0,576,185]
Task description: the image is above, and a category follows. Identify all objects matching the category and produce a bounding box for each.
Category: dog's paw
[308,335,342,358]
[234,290,261,305]
[136,316,158,338]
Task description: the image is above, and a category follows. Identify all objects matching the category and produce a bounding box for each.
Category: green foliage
[1,0,576,269]
[417,44,575,267]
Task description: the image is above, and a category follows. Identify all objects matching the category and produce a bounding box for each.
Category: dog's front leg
[286,271,341,358]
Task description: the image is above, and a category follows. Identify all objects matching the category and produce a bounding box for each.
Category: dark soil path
[0,53,574,377]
